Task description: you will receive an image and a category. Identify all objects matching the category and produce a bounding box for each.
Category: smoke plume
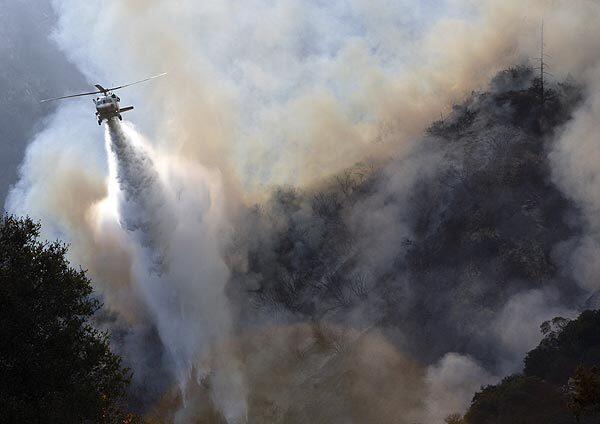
[7,0,600,422]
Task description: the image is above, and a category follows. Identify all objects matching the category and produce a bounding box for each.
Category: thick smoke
[45,0,546,194]
[8,0,600,422]
[550,71,600,299]
[423,353,496,423]
[148,323,427,424]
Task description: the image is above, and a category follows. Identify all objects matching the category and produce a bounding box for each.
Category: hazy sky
[0,0,86,203]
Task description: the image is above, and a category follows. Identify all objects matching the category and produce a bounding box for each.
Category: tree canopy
[462,311,600,424]
[0,215,132,423]
[464,375,574,424]
[525,310,600,385]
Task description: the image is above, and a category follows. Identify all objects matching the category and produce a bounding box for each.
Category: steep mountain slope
[228,66,584,372]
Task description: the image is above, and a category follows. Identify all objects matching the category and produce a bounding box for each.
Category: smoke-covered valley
[5,0,600,423]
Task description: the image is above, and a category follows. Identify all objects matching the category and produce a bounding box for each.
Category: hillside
[228,66,585,371]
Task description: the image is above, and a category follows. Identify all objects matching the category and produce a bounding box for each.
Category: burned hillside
[228,66,585,371]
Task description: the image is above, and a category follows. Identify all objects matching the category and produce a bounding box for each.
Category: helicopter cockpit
[95,94,120,104]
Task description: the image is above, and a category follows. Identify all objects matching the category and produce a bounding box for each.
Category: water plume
[103,118,247,421]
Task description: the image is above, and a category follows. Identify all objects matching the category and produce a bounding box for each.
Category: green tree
[0,216,133,423]
[525,311,600,385]
[464,375,574,424]
[567,365,600,422]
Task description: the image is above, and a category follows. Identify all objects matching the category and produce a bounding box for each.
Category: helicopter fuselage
[93,92,134,125]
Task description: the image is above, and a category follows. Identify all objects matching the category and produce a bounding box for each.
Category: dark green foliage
[464,375,575,424]
[567,365,600,422]
[463,311,600,423]
[0,216,132,423]
[525,310,600,385]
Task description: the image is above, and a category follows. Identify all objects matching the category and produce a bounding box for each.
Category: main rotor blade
[107,72,167,92]
[40,73,166,103]
[40,90,103,103]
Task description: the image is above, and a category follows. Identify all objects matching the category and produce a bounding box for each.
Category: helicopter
[41,73,167,125]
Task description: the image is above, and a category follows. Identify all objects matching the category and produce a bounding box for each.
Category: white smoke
[492,289,577,373]
[538,3,600,347]
[46,0,546,194]
[423,353,497,423]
